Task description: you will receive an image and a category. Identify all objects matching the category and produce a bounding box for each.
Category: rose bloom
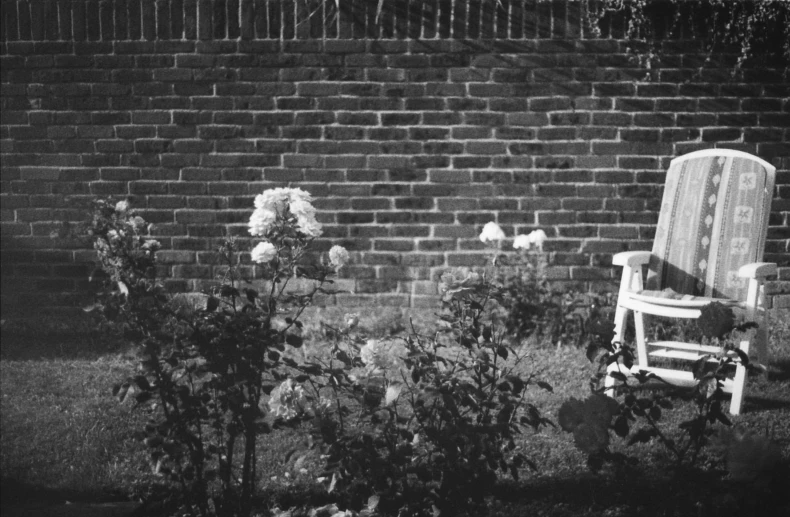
[268,379,307,420]
[251,241,277,263]
[288,196,322,237]
[529,229,548,251]
[142,239,161,255]
[514,229,548,251]
[248,207,277,237]
[513,234,532,250]
[479,221,506,243]
[115,200,130,213]
[438,267,482,301]
[359,339,394,372]
[329,245,350,268]
[254,187,309,213]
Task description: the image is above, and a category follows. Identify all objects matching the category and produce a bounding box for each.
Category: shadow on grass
[744,394,790,411]
[770,358,790,382]
[247,466,790,517]
[485,466,790,517]
[0,331,129,361]
[0,478,130,506]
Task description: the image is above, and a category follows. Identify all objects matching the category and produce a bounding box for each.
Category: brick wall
[1,0,788,318]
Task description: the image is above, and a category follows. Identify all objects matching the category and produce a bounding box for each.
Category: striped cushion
[646,151,775,301]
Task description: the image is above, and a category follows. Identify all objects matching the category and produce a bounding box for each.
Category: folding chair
[606,149,777,415]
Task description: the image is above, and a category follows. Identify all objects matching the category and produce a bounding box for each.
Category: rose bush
[562,302,767,472]
[479,222,602,347]
[282,255,555,516]
[85,205,559,517]
[85,190,348,516]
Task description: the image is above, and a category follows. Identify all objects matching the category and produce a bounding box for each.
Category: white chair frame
[605,149,777,415]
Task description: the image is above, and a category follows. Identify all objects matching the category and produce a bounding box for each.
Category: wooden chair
[606,149,777,415]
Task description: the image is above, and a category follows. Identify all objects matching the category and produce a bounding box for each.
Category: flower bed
[47,190,790,517]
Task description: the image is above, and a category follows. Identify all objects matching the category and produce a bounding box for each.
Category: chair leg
[607,264,645,398]
[634,310,648,369]
[729,338,750,416]
[745,278,770,379]
[612,264,642,344]
[755,312,769,379]
[612,302,628,344]
[604,360,621,398]
[606,304,630,398]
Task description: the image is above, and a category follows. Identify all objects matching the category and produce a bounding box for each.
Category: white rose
[512,234,531,250]
[267,379,307,420]
[248,208,277,236]
[115,200,130,213]
[529,229,548,251]
[329,245,350,268]
[254,188,288,213]
[359,339,394,372]
[479,221,506,243]
[289,197,322,237]
[286,187,313,204]
[142,239,160,254]
[251,241,277,263]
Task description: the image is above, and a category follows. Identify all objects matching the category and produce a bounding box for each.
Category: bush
[561,302,768,472]
[484,227,612,349]
[298,266,554,516]
[84,192,348,516]
[264,223,559,516]
[84,210,562,516]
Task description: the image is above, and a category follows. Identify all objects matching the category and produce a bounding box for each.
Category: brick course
[1,0,788,316]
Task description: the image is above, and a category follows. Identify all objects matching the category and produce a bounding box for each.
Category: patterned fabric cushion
[646,151,776,301]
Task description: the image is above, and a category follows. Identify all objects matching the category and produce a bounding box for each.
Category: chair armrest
[738,262,777,279]
[613,251,652,268]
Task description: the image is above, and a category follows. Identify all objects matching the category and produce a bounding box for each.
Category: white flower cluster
[479,221,506,243]
[479,222,548,251]
[328,245,350,269]
[359,339,395,373]
[513,229,548,251]
[248,187,322,238]
[267,378,307,420]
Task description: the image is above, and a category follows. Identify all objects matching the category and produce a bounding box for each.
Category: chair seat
[629,288,743,309]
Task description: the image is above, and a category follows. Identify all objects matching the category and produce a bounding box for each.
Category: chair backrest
[646,149,776,301]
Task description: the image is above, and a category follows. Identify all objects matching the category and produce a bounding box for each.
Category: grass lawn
[2,308,789,516]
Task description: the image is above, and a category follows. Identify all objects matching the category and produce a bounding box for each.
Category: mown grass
[1,308,789,516]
